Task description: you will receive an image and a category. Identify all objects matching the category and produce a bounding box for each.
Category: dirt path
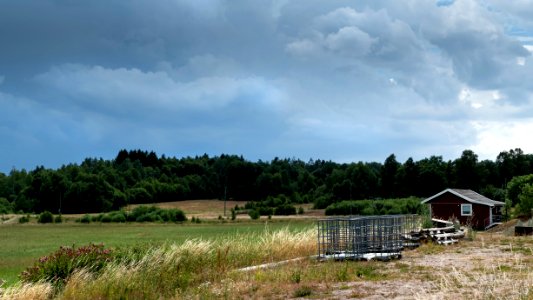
[0,215,19,225]
[312,233,533,299]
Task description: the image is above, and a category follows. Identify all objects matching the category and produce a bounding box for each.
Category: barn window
[461,204,472,216]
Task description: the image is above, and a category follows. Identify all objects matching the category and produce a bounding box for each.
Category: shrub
[517,183,533,217]
[245,197,298,216]
[167,209,186,222]
[100,214,112,223]
[258,206,274,216]
[274,204,297,216]
[231,208,236,220]
[79,214,91,224]
[38,211,54,224]
[127,206,187,222]
[19,214,30,223]
[54,215,63,223]
[298,206,305,215]
[110,212,127,223]
[325,197,424,216]
[249,209,260,220]
[128,206,155,221]
[0,197,13,214]
[20,244,112,287]
[91,214,103,222]
[136,212,162,222]
[291,270,301,283]
[313,194,334,209]
[76,207,186,224]
[421,215,433,229]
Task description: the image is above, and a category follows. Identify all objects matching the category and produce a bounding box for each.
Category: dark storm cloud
[1,0,532,172]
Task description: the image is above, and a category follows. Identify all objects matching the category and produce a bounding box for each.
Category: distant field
[126,199,319,218]
[126,199,247,218]
[0,220,314,286]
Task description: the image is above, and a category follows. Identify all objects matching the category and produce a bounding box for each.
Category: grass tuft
[0,282,53,300]
[293,285,313,297]
[57,226,315,299]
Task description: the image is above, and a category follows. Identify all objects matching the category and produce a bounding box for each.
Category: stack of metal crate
[317,215,422,261]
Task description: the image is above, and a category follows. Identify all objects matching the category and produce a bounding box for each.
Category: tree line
[0,148,532,214]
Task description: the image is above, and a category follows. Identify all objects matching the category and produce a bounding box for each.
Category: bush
[258,206,274,216]
[75,207,187,224]
[274,204,297,216]
[298,207,305,215]
[245,196,298,216]
[517,183,533,217]
[19,214,30,223]
[91,214,103,222]
[128,206,158,221]
[313,195,334,209]
[54,215,63,223]
[249,209,260,220]
[110,212,127,223]
[20,244,113,287]
[0,197,13,214]
[79,214,91,224]
[421,215,433,229]
[100,214,112,223]
[325,197,424,216]
[167,209,186,222]
[136,212,162,222]
[38,211,54,224]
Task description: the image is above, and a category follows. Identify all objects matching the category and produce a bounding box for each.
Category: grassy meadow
[0,219,314,287]
[3,226,533,299]
[2,199,533,299]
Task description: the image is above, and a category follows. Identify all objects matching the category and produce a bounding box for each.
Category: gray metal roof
[422,188,505,207]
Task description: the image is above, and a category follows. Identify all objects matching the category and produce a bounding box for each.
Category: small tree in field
[38,211,54,223]
[249,209,260,220]
[517,184,533,217]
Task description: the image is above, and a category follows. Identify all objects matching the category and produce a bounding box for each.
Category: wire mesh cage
[317,215,423,261]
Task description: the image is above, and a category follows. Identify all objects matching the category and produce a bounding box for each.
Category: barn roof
[422,188,505,207]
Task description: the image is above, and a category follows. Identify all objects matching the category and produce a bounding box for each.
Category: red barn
[422,188,504,230]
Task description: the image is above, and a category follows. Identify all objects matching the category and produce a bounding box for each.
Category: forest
[0,148,532,214]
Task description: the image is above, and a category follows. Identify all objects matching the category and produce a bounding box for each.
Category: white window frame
[461,204,472,216]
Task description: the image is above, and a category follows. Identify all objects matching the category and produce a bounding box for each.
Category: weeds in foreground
[415,263,533,300]
[0,282,53,300]
[417,242,446,255]
[7,229,533,299]
[293,285,313,297]
[59,227,315,299]
[20,244,112,288]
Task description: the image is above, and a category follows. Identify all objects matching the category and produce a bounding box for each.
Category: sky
[1,0,533,173]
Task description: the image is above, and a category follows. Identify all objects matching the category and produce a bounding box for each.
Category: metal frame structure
[317,215,422,261]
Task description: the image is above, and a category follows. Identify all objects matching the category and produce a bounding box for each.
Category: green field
[0,219,314,286]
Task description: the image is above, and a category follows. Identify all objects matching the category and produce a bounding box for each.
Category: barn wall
[428,193,490,229]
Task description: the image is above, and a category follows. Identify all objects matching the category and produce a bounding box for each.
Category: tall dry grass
[0,282,53,300]
[58,226,316,299]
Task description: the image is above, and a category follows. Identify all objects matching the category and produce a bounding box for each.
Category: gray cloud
[1,0,533,171]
